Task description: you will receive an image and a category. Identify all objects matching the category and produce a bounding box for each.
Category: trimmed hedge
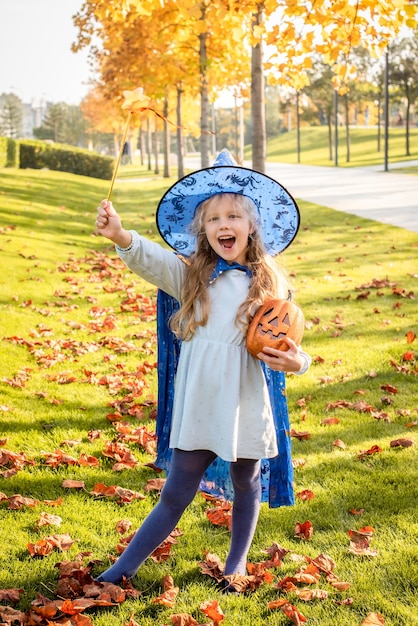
[0,137,114,180]
[0,137,19,167]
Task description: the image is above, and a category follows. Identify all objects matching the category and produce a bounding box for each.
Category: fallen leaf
[289,429,311,440]
[200,599,225,624]
[35,512,62,528]
[206,500,232,530]
[0,588,24,603]
[406,330,416,344]
[295,587,328,601]
[357,445,383,460]
[8,494,39,509]
[62,479,85,489]
[116,519,132,534]
[380,383,398,394]
[152,575,179,608]
[390,438,414,448]
[294,521,313,541]
[268,599,307,624]
[296,490,315,501]
[321,417,339,425]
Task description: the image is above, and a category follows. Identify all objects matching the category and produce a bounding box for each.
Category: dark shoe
[220,578,239,595]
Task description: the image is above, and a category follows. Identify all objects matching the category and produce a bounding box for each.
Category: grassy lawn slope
[0,163,417,626]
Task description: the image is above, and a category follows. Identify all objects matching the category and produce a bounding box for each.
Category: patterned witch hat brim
[156,165,300,257]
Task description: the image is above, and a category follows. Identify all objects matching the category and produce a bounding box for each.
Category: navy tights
[97,448,261,583]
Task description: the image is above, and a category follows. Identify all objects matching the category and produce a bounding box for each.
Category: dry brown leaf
[152,575,179,608]
[390,438,414,448]
[321,417,339,425]
[116,519,132,534]
[35,512,62,528]
[294,520,313,541]
[295,587,328,601]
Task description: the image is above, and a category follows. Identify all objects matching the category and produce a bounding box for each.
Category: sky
[0,0,93,105]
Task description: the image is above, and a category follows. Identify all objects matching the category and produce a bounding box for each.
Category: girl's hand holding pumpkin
[257,337,304,373]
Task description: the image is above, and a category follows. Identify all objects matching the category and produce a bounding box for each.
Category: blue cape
[155,289,294,508]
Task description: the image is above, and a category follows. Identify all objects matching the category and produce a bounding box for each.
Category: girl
[94,151,311,586]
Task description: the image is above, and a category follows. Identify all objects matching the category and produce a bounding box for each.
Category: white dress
[117,231,279,463]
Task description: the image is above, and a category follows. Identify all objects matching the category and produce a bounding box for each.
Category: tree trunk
[146,117,152,170]
[405,85,410,156]
[327,116,333,162]
[176,85,185,179]
[345,94,350,163]
[251,5,266,173]
[153,119,159,175]
[199,5,210,168]
[139,125,146,165]
[296,91,301,164]
[113,132,119,159]
[163,96,170,178]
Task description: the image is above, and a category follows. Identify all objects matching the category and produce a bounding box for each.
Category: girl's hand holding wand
[96,199,132,249]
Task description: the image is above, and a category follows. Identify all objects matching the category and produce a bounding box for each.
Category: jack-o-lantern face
[258,306,292,340]
[246,299,305,358]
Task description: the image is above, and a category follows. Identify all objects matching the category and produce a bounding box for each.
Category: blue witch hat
[156,149,300,257]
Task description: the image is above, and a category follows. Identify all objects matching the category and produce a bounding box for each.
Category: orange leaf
[268,599,307,623]
[294,520,313,540]
[357,445,382,459]
[200,600,225,624]
[296,490,315,501]
[321,417,339,425]
[206,501,232,530]
[406,330,416,344]
[152,576,179,608]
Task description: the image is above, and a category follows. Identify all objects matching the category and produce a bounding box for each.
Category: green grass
[0,162,417,626]
[264,126,418,167]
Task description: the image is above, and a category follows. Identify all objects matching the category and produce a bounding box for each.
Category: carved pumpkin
[246,299,305,358]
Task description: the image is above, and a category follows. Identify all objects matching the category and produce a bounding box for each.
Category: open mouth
[219,236,235,250]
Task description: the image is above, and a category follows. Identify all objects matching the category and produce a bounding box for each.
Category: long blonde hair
[170,192,291,340]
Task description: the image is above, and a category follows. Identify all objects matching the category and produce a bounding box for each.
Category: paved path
[181,155,418,234]
[261,161,418,234]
